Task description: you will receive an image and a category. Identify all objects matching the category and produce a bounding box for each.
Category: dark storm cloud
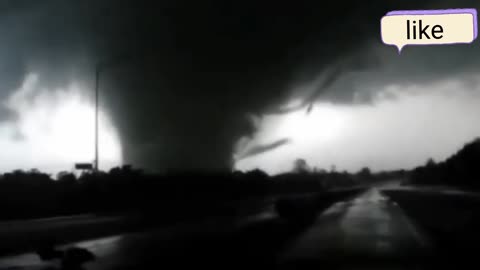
[316,0,480,104]
[3,0,477,171]
[235,138,291,161]
[315,41,480,104]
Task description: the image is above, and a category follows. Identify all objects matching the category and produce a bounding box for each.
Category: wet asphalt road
[0,187,434,269]
[280,188,431,267]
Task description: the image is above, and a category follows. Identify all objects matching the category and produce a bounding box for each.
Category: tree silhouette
[293,158,310,173]
[357,167,371,180]
[426,158,436,168]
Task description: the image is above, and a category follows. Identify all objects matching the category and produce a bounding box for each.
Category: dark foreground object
[7,187,474,269]
[37,246,95,269]
[0,188,364,269]
[383,189,480,264]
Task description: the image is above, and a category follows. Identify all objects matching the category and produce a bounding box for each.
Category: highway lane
[280,188,432,267]
[0,214,138,256]
[0,208,280,269]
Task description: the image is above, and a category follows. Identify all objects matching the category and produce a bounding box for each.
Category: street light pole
[94,64,100,172]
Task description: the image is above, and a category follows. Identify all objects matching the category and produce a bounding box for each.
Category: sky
[236,78,480,174]
[0,0,479,173]
[0,73,121,174]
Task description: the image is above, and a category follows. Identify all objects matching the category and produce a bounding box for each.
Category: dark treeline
[0,163,400,221]
[409,138,480,189]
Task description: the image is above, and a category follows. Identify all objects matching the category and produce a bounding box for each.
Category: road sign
[75,163,93,170]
